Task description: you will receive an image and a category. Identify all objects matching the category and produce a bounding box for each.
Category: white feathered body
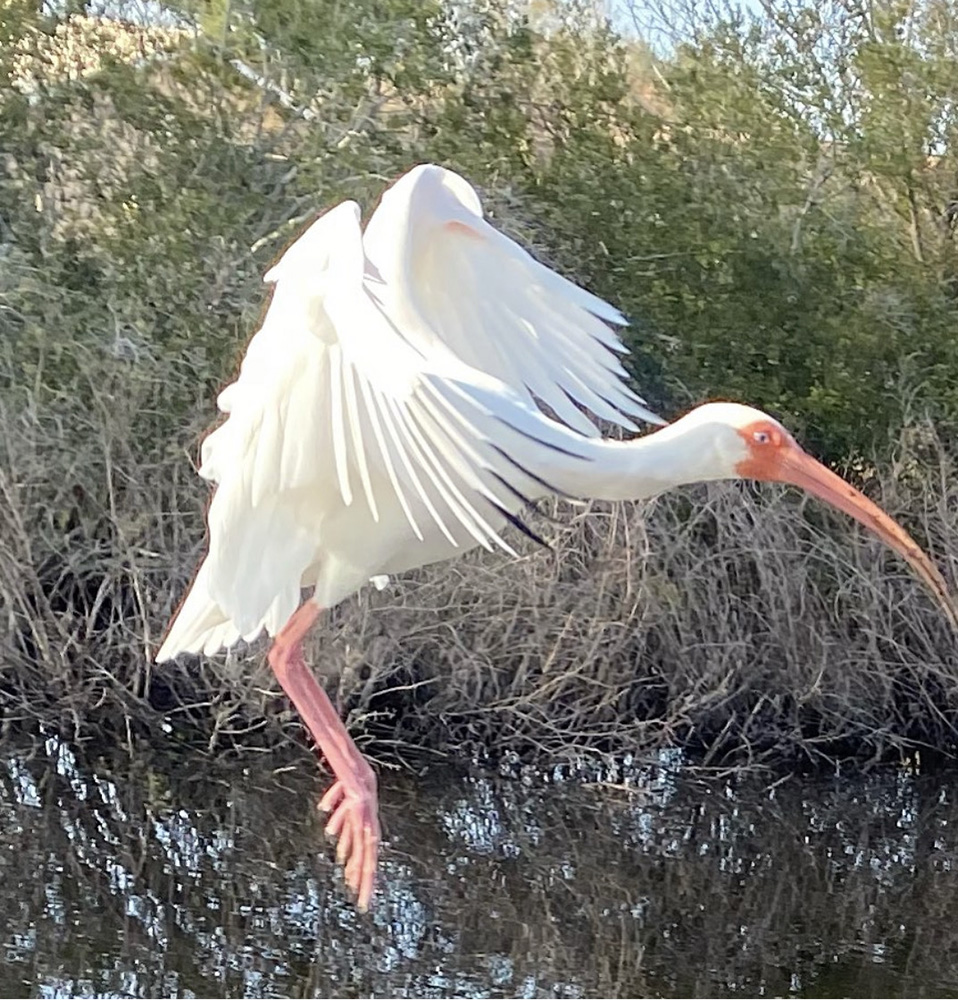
[155,165,663,662]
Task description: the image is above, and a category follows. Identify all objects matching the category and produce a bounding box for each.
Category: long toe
[318,780,345,814]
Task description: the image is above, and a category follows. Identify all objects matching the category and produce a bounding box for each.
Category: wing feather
[480,297,602,435]
[357,371,423,540]
[328,343,352,506]
[342,361,378,521]
[363,164,664,435]
[396,397,516,555]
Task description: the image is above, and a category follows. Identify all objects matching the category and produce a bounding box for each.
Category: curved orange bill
[771,447,958,630]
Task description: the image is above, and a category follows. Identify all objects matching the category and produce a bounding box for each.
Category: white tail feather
[155,561,239,661]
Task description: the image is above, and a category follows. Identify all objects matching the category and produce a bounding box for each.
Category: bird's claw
[318,777,380,912]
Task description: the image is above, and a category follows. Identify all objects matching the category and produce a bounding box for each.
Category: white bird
[157,163,957,912]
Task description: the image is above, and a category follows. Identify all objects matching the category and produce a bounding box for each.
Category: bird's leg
[266,601,380,911]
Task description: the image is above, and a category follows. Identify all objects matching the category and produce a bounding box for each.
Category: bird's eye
[753,430,771,445]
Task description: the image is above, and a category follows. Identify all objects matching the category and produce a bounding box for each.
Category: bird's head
[674,401,958,628]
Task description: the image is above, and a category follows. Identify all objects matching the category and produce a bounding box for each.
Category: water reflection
[1,733,958,998]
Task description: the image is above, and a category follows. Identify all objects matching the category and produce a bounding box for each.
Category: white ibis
[156,164,957,911]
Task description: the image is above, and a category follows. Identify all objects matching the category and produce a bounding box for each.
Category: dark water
[2,735,958,998]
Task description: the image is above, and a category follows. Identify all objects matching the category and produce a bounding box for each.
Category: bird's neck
[543,419,735,502]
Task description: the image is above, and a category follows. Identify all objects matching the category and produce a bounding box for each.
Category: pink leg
[267,602,380,911]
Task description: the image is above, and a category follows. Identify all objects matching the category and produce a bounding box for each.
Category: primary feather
[363,164,662,436]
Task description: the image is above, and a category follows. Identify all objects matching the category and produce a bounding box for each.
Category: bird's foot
[318,768,380,912]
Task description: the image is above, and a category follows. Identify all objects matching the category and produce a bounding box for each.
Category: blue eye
[753,431,771,444]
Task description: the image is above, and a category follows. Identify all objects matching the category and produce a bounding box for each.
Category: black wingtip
[489,501,552,550]
[487,471,564,524]
[495,417,593,460]
[489,444,582,502]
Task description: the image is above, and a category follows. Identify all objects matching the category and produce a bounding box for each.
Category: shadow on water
[2,735,958,998]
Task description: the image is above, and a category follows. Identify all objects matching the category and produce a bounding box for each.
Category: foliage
[2,0,958,762]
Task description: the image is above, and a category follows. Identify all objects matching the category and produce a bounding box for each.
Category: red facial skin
[735,420,958,630]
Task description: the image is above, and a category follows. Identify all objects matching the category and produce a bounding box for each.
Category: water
[2,734,958,998]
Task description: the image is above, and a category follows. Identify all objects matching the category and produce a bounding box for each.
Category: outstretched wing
[362,164,663,437]
[156,199,593,660]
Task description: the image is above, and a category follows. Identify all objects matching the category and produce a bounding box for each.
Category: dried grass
[2,355,956,770]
